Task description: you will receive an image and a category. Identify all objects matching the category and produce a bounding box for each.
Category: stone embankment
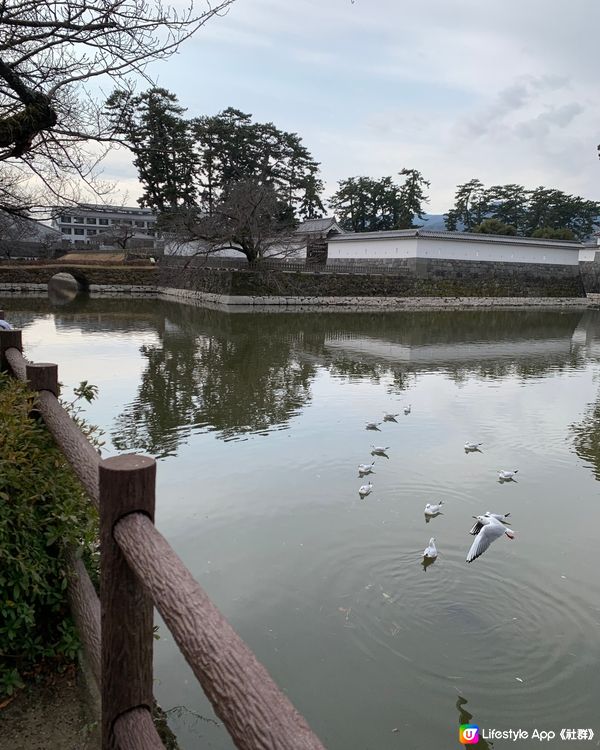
[1,255,598,307]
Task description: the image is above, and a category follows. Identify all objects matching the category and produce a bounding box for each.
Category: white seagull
[464,442,483,451]
[403,404,412,415]
[469,512,511,535]
[423,537,438,559]
[365,421,382,431]
[358,482,373,498]
[371,445,390,456]
[466,515,515,563]
[424,501,444,516]
[383,413,399,422]
[358,461,375,476]
[498,469,518,482]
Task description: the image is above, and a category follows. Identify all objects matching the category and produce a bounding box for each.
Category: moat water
[6,297,600,749]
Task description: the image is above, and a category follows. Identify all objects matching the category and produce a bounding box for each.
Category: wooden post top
[26,362,59,396]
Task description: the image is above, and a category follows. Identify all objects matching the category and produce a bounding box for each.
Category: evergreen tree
[486,184,529,234]
[191,108,324,219]
[330,170,430,232]
[472,218,517,236]
[107,88,197,213]
[397,168,430,228]
[446,179,488,231]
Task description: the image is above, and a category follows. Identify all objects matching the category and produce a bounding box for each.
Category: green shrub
[0,371,98,697]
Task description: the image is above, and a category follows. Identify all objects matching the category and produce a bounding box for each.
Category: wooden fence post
[0,328,22,372]
[99,454,157,750]
[26,362,59,396]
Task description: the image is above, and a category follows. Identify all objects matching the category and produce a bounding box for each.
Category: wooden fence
[0,310,326,750]
[161,255,412,276]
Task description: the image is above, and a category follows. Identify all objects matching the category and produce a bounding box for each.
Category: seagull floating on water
[498,470,518,482]
[424,501,444,516]
[383,413,399,422]
[371,445,390,456]
[365,421,382,431]
[403,404,411,415]
[469,512,511,535]
[423,537,438,559]
[358,461,375,476]
[464,442,483,452]
[466,515,515,563]
[358,482,373,498]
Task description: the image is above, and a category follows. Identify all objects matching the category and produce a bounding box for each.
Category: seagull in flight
[469,512,511,535]
[466,515,515,563]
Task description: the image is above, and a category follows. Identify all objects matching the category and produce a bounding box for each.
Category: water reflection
[102,304,588,458]
[112,319,317,456]
[7,297,600,749]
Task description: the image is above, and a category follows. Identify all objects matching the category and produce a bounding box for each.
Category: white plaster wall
[578,248,598,262]
[328,237,418,259]
[328,235,582,265]
[417,236,579,265]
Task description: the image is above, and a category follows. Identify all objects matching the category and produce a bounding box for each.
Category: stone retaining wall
[0,257,590,302]
[0,263,157,290]
[158,262,584,298]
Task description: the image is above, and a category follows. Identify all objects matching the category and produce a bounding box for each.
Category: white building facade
[52,204,157,245]
[327,229,587,266]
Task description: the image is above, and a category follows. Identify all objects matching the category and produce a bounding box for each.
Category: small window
[73,217,84,224]
[87,229,96,235]
[135,221,145,227]
[61,227,72,234]
[98,218,109,225]
[74,228,84,235]
[86,217,97,224]
[60,215,71,223]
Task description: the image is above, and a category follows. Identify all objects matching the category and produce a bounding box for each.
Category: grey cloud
[460,75,570,139]
[514,103,584,140]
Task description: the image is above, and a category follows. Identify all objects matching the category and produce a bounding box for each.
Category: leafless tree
[94,221,137,249]
[0,0,235,214]
[167,180,305,263]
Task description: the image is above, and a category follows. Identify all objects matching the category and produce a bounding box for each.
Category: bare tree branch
[0,0,235,211]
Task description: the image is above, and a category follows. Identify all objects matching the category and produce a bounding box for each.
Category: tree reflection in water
[111,317,317,456]
[105,302,586,458]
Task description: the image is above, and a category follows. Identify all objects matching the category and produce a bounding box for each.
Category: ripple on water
[307,533,600,722]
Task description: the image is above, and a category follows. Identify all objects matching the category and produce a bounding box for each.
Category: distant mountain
[417,213,448,231]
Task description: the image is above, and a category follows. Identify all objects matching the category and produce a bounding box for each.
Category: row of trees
[329,170,430,232]
[106,88,324,222]
[108,89,598,253]
[444,179,600,240]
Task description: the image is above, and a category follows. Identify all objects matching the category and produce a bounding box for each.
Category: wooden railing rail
[0,323,327,750]
[114,512,326,750]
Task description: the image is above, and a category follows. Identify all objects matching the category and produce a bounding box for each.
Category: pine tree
[106,87,197,213]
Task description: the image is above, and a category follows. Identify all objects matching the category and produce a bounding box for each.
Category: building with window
[52,204,158,245]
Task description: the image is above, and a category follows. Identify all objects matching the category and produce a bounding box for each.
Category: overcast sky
[100,0,600,214]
